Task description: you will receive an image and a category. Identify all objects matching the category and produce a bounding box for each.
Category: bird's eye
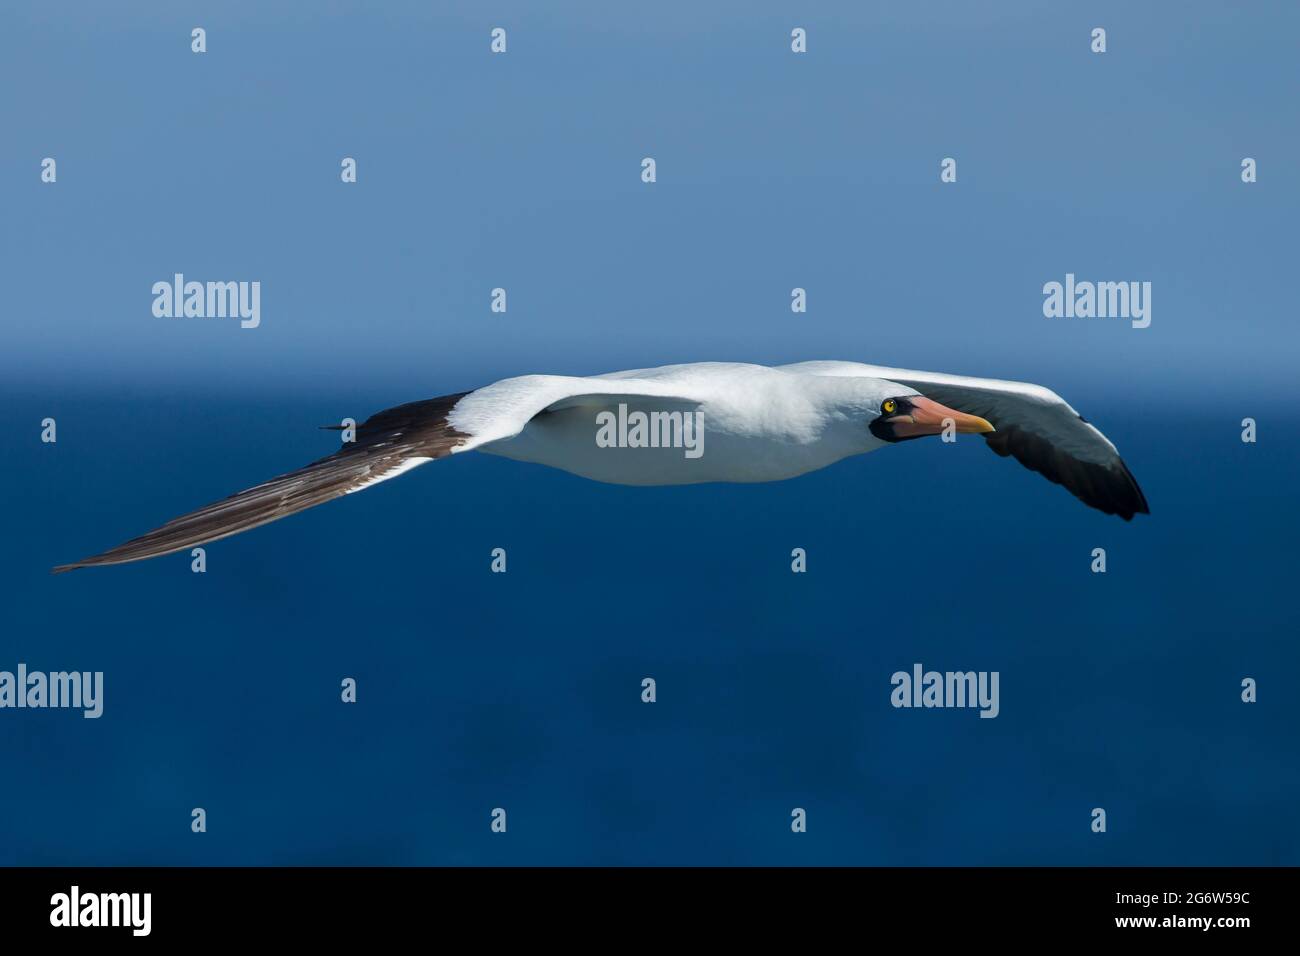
[882,399,897,414]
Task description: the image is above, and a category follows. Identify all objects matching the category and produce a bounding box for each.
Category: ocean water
[1,386,1296,865]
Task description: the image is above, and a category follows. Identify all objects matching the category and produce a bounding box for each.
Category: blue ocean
[1,1,1296,865]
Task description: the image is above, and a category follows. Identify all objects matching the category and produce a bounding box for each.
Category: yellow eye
[882,399,897,414]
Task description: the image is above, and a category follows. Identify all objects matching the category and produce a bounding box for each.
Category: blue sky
[3,0,1296,401]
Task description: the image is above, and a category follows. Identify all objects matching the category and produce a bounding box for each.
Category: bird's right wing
[782,361,1150,520]
[54,375,701,572]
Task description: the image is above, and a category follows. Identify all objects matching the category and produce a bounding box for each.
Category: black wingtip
[1117,459,1151,520]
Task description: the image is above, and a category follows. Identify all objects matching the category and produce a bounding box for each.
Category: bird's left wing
[782,361,1149,520]
[53,375,701,572]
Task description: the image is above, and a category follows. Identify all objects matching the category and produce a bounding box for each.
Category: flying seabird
[52,361,1148,572]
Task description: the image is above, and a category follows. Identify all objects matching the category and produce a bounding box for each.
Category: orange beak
[887,396,995,439]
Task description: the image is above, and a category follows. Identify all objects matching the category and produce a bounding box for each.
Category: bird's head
[868,393,995,443]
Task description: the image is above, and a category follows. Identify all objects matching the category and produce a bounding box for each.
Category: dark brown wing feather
[900,382,1150,521]
[982,423,1150,520]
[52,392,471,573]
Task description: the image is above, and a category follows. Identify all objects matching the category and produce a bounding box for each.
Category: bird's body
[477,363,894,484]
[54,360,1149,572]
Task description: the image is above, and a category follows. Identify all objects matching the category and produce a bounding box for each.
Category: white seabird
[53,361,1148,572]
